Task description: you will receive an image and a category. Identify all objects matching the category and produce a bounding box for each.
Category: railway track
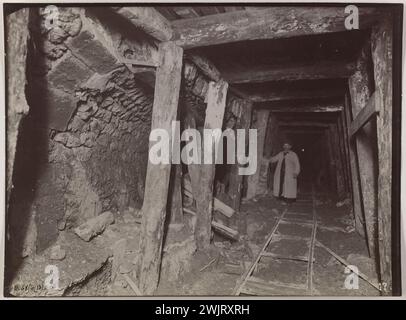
[233,188,318,296]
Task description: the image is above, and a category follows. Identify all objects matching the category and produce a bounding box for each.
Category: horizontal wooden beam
[281,128,326,134]
[187,53,221,81]
[113,7,173,42]
[264,104,343,113]
[171,7,380,48]
[278,121,330,127]
[186,53,250,99]
[223,61,356,84]
[248,86,343,102]
[349,91,378,137]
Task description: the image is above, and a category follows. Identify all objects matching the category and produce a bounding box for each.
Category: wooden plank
[183,207,196,216]
[344,93,365,237]
[194,80,229,250]
[330,124,346,198]
[183,176,235,218]
[113,6,173,41]
[316,241,381,292]
[307,193,317,292]
[182,208,238,240]
[371,15,393,295]
[211,221,239,241]
[265,104,343,113]
[213,198,235,218]
[278,121,330,128]
[6,8,30,205]
[349,92,378,137]
[138,42,183,295]
[337,113,352,195]
[348,40,379,260]
[223,61,355,84]
[187,53,221,82]
[249,86,343,102]
[227,99,253,214]
[171,7,380,48]
[246,109,270,199]
[168,164,183,223]
[122,274,142,296]
[186,53,249,100]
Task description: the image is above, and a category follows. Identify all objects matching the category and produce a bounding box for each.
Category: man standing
[269,142,301,204]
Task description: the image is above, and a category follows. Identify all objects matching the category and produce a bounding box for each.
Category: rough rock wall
[8,6,243,268]
[8,7,153,256]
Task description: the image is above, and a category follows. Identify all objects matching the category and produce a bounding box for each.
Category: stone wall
[8,7,153,256]
[7,6,243,272]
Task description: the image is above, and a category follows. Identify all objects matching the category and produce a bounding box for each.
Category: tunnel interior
[5,5,397,297]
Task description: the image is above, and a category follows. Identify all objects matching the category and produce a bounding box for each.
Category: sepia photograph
[2,2,403,300]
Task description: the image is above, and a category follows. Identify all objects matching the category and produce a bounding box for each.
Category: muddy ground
[7,192,380,297]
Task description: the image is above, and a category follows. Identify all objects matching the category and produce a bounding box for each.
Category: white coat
[270,151,300,199]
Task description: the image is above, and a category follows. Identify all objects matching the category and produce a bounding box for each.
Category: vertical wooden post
[325,129,337,194]
[344,93,365,237]
[168,164,183,224]
[371,15,393,294]
[329,124,346,198]
[138,42,183,294]
[194,80,228,250]
[348,40,379,260]
[338,112,352,196]
[246,109,270,199]
[6,8,30,206]
[228,99,253,211]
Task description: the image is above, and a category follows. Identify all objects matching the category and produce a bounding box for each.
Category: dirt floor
[156,191,381,297]
[7,191,380,297]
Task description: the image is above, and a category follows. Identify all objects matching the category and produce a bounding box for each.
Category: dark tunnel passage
[5,5,399,297]
[258,108,352,202]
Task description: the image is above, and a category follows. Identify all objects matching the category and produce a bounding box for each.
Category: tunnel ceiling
[156,5,367,127]
[156,6,369,113]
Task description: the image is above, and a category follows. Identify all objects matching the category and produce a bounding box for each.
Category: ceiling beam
[223,61,356,84]
[113,7,173,42]
[248,86,344,102]
[171,6,380,49]
[262,103,343,113]
[278,121,331,127]
[281,128,326,134]
[185,53,250,99]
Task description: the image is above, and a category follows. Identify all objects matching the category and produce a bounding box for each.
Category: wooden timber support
[112,7,173,42]
[337,113,351,196]
[246,109,270,199]
[325,129,338,194]
[348,40,378,261]
[223,61,355,84]
[344,92,366,237]
[185,53,249,100]
[168,164,183,224]
[349,91,379,138]
[263,103,343,113]
[227,99,253,234]
[329,123,346,198]
[194,80,229,250]
[171,7,380,49]
[138,42,183,295]
[371,14,393,295]
[248,86,343,103]
[6,8,30,206]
